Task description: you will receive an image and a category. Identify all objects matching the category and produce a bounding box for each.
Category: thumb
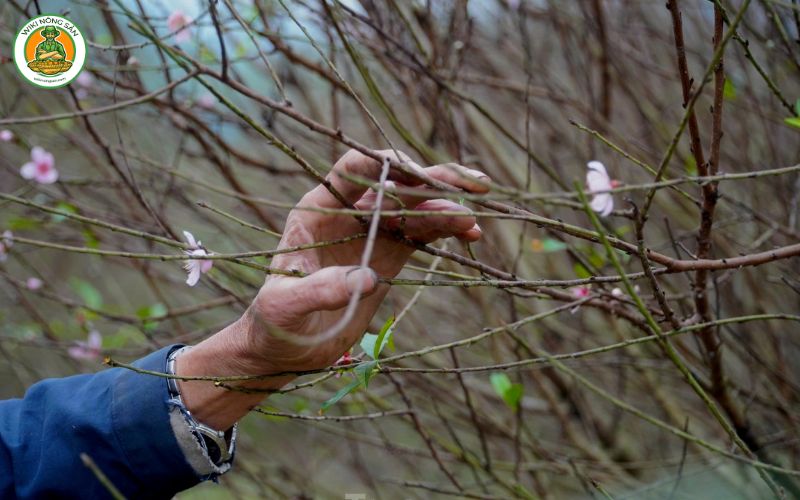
[282,266,379,318]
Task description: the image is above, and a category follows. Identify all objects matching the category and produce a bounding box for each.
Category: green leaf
[83,229,99,249]
[587,247,606,269]
[8,216,40,230]
[373,316,395,359]
[795,98,800,117]
[199,45,216,63]
[531,238,568,253]
[78,307,98,322]
[320,378,361,412]
[503,385,524,409]
[685,155,698,176]
[573,263,591,279]
[360,334,378,358]
[722,78,736,100]
[137,303,168,332]
[136,303,167,319]
[69,278,103,309]
[102,325,146,349]
[355,360,378,388]
[51,202,78,222]
[360,317,395,359]
[490,372,512,394]
[321,360,379,412]
[293,398,309,413]
[55,118,74,130]
[490,373,523,410]
[235,43,248,58]
[784,117,800,130]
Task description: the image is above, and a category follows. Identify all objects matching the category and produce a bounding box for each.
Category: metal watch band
[166,346,237,466]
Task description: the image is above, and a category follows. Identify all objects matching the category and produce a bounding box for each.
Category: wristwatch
[166,346,237,466]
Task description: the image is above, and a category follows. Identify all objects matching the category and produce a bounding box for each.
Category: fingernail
[467,169,490,180]
[346,267,378,294]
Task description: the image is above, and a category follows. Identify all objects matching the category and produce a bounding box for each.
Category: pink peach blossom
[26,277,43,290]
[68,330,102,361]
[168,11,192,43]
[0,130,13,142]
[586,161,615,217]
[20,147,58,184]
[183,231,213,286]
[0,230,13,262]
[198,93,216,110]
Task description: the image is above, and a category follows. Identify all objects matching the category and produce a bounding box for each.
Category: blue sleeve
[0,345,200,499]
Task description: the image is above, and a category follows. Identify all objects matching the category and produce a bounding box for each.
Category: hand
[177,149,490,429]
[246,148,489,372]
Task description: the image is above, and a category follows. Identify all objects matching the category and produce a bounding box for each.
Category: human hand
[244,148,490,373]
[177,149,489,429]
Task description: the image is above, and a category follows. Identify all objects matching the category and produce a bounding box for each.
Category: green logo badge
[14,15,87,88]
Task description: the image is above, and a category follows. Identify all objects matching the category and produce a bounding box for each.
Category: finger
[356,164,492,211]
[308,149,423,209]
[456,223,483,242]
[384,199,477,243]
[424,163,491,194]
[273,266,379,320]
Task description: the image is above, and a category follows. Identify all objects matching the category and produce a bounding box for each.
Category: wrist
[175,313,294,430]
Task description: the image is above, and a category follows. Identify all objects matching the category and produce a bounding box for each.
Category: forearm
[175,310,294,430]
[0,347,199,498]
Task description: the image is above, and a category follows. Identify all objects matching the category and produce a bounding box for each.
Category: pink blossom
[167,11,192,43]
[0,130,13,142]
[198,93,216,110]
[26,277,43,290]
[68,330,102,361]
[570,286,591,314]
[2,231,11,247]
[75,72,93,99]
[611,285,640,299]
[183,231,213,286]
[126,56,140,67]
[76,71,94,88]
[572,286,591,298]
[333,351,354,378]
[20,147,58,184]
[334,351,354,367]
[0,230,13,262]
[586,161,615,217]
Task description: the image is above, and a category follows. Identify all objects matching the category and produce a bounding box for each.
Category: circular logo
[14,14,87,88]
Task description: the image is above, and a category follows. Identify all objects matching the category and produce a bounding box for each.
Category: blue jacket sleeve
[0,345,200,499]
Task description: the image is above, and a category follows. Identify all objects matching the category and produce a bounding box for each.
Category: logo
[14,14,86,88]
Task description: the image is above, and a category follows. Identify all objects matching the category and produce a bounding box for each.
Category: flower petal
[183,230,197,249]
[20,162,37,179]
[31,146,47,163]
[586,161,613,193]
[36,166,59,184]
[200,259,213,273]
[68,344,97,360]
[76,72,94,88]
[87,330,102,350]
[185,261,201,286]
[587,161,608,176]
[590,193,614,216]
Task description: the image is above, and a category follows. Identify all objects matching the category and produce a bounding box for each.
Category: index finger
[306,149,424,208]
